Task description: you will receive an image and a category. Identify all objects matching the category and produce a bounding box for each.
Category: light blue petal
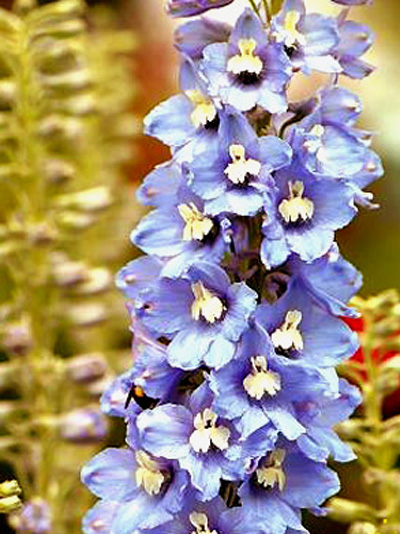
[137,404,192,459]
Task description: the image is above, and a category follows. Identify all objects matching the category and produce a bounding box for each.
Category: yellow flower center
[135,450,165,496]
[189,408,230,454]
[282,11,306,48]
[186,90,218,129]
[271,310,304,352]
[227,38,263,76]
[243,356,282,400]
[178,203,214,242]
[190,512,219,534]
[224,144,262,185]
[256,449,286,491]
[278,181,314,224]
[191,282,225,324]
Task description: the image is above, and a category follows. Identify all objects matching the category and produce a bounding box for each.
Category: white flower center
[190,512,219,534]
[224,144,262,185]
[281,11,306,48]
[186,90,218,129]
[178,203,214,242]
[189,408,230,454]
[243,356,282,400]
[191,282,225,324]
[278,181,314,224]
[271,310,304,352]
[256,449,286,491]
[227,38,263,76]
[135,450,165,496]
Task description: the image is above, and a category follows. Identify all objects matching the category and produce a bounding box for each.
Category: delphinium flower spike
[82,1,382,533]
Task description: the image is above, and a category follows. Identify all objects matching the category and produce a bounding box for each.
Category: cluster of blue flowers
[81,1,382,533]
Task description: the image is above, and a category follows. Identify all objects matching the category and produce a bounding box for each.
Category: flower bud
[0,480,21,498]
[0,80,16,109]
[1,319,33,356]
[56,211,96,231]
[349,523,378,534]
[166,0,234,17]
[51,253,87,287]
[38,115,83,141]
[55,186,112,213]
[66,353,107,384]
[0,495,22,514]
[9,498,51,534]
[66,303,107,327]
[73,267,112,296]
[59,407,108,444]
[327,498,376,524]
[44,158,76,185]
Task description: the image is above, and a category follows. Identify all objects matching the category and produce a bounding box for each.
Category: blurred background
[0,0,398,533]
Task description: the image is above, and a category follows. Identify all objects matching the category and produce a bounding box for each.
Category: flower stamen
[224,144,261,185]
[278,181,314,224]
[256,449,286,491]
[282,11,306,48]
[135,450,165,496]
[243,355,282,400]
[189,408,230,453]
[271,310,304,352]
[178,203,214,241]
[227,38,263,79]
[186,90,218,129]
[191,282,225,323]
[189,511,219,534]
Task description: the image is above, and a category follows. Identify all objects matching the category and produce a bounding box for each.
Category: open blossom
[271,0,341,74]
[202,9,291,113]
[82,1,382,533]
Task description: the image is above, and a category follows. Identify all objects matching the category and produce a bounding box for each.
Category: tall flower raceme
[82,1,382,534]
[0,1,137,533]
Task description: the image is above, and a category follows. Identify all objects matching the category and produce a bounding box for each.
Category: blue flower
[255,279,359,368]
[335,20,375,79]
[261,157,357,267]
[285,244,362,318]
[141,495,267,534]
[132,181,230,278]
[83,1,381,532]
[116,255,162,300]
[136,161,183,208]
[290,86,382,185]
[81,447,189,534]
[201,8,291,113]
[101,370,141,419]
[238,444,340,534]
[144,60,222,162]
[271,0,341,74]
[83,501,120,534]
[210,324,337,440]
[166,0,234,18]
[175,18,231,61]
[295,378,362,462]
[189,109,292,216]
[135,261,257,370]
[136,383,244,500]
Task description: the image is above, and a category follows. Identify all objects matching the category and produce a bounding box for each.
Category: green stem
[248,0,262,19]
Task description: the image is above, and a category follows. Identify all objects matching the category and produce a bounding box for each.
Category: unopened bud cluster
[0,0,137,532]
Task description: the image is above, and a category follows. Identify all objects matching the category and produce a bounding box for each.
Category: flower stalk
[0,1,137,532]
[82,1,383,534]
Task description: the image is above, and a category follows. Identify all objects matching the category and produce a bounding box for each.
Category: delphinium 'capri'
[82,1,383,533]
